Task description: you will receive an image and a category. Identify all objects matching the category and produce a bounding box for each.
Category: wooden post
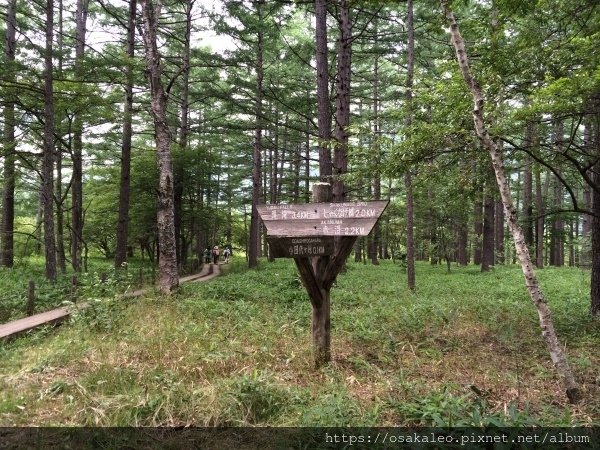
[257,184,385,368]
[27,281,35,316]
[311,183,331,366]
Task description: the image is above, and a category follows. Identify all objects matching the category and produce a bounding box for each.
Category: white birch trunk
[441,0,581,403]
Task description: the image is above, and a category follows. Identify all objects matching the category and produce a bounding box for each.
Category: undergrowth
[1,257,168,323]
[0,259,598,426]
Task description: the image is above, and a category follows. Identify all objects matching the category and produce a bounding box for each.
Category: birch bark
[441,0,581,403]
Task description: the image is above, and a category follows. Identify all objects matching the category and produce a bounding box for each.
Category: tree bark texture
[405,0,416,290]
[248,0,264,269]
[523,135,534,247]
[494,200,504,264]
[115,0,137,269]
[173,0,193,268]
[43,0,57,281]
[591,93,600,316]
[315,0,332,181]
[332,0,351,204]
[457,220,468,266]
[535,165,545,268]
[370,49,380,265]
[71,0,89,272]
[140,0,179,294]
[1,0,17,268]
[550,173,564,266]
[473,199,483,265]
[481,191,495,272]
[55,0,66,274]
[442,0,581,403]
[591,177,600,316]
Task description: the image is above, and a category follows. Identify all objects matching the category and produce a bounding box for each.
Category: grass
[0,256,160,323]
[0,258,598,426]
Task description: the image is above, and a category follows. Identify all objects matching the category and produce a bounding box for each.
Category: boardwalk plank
[0,263,220,342]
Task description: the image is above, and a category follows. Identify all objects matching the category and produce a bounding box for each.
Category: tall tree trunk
[370,48,380,265]
[442,0,581,403]
[331,0,352,274]
[271,110,279,205]
[1,0,17,268]
[55,0,66,274]
[315,0,332,181]
[332,0,351,204]
[481,185,495,272]
[535,165,545,268]
[457,220,468,266]
[293,142,301,202]
[550,122,564,267]
[71,0,89,272]
[405,0,416,290]
[248,0,264,269]
[494,199,504,264]
[591,174,600,316]
[115,0,137,269]
[550,173,564,266]
[277,148,286,202]
[174,0,193,268]
[55,150,66,273]
[473,198,483,265]
[43,0,57,281]
[581,188,592,266]
[591,92,600,316]
[304,114,311,203]
[140,0,178,294]
[523,131,534,247]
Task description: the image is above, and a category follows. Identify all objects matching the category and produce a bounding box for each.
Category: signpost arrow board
[257,200,389,238]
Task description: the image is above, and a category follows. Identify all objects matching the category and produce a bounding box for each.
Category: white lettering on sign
[267,209,319,220]
[319,225,365,236]
[288,245,327,256]
[291,238,323,244]
[330,202,368,207]
[322,208,377,219]
[257,200,389,237]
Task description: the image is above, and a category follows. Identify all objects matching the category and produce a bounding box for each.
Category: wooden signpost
[257,183,388,367]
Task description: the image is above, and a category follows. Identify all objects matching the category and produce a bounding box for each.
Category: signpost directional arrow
[257,200,388,241]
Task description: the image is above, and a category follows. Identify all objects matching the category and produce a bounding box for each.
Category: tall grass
[0,257,164,322]
[0,259,598,426]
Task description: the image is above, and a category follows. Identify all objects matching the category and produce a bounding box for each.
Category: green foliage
[300,391,379,426]
[389,387,540,427]
[1,261,598,427]
[0,258,155,323]
[218,370,291,425]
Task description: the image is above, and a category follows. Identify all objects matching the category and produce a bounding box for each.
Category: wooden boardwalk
[0,263,222,342]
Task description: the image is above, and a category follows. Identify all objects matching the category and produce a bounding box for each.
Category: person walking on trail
[203,247,211,265]
[223,247,231,264]
[212,245,220,264]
